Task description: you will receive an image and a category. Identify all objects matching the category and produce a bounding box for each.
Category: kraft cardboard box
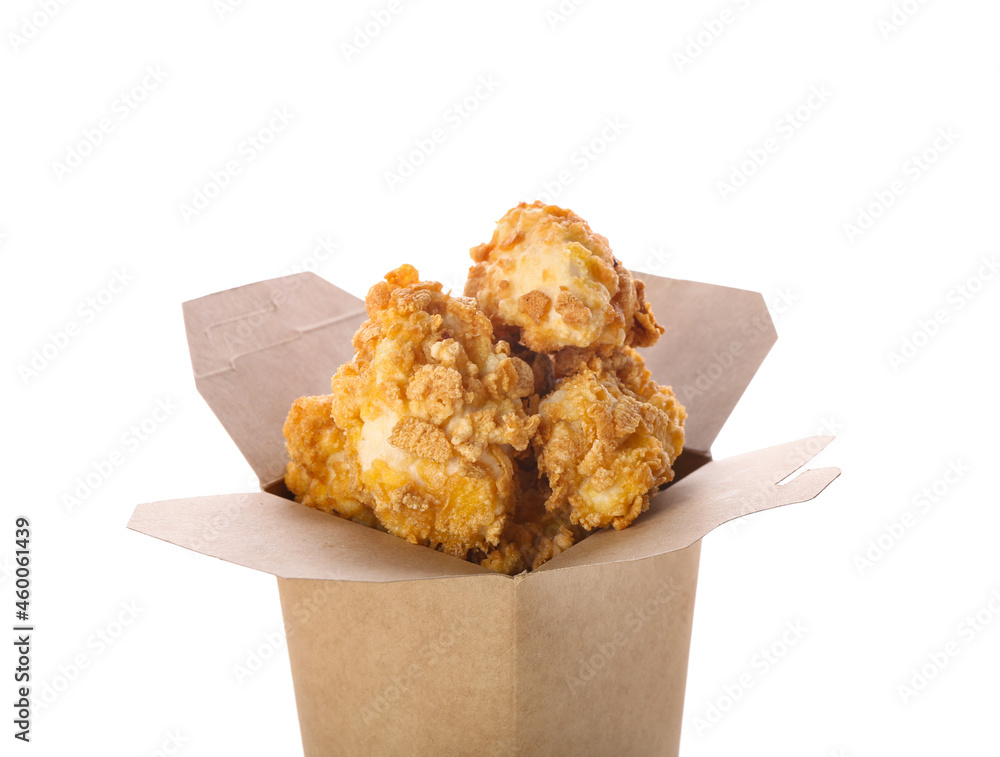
[128,271,839,756]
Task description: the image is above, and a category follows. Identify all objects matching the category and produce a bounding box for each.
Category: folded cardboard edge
[126,436,838,584]
[126,492,494,582]
[532,435,840,574]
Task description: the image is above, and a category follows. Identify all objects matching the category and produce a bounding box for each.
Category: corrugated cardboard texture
[127,436,837,582]
[277,542,700,757]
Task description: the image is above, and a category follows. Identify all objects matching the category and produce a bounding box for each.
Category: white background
[2,0,999,754]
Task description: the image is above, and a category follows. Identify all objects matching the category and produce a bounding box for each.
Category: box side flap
[127,493,492,582]
[514,547,700,753]
[636,273,777,456]
[534,436,840,572]
[182,273,366,487]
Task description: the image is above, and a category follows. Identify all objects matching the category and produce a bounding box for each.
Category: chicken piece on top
[465,202,663,354]
[300,264,540,558]
[534,348,686,531]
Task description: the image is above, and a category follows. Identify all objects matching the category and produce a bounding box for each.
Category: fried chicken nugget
[534,348,686,531]
[318,264,540,558]
[465,202,663,353]
[283,394,376,527]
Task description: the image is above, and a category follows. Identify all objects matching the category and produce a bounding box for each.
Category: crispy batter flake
[389,416,453,464]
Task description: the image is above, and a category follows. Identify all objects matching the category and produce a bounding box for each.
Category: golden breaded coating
[284,204,684,573]
[534,349,686,531]
[465,202,663,353]
[549,344,655,387]
[508,342,555,407]
[283,395,376,527]
[477,459,588,575]
[314,264,540,558]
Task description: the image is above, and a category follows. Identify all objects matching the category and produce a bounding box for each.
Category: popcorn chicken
[534,348,686,531]
[286,265,540,558]
[284,204,686,574]
[465,202,662,353]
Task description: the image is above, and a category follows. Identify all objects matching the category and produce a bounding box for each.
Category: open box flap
[126,437,838,583]
[183,273,366,489]
[635,273,777,456]
[183,272,776,493]
[533,436,840,574]
[127,492,492,582]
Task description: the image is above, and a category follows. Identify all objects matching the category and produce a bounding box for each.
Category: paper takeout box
[128,271,839,756]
